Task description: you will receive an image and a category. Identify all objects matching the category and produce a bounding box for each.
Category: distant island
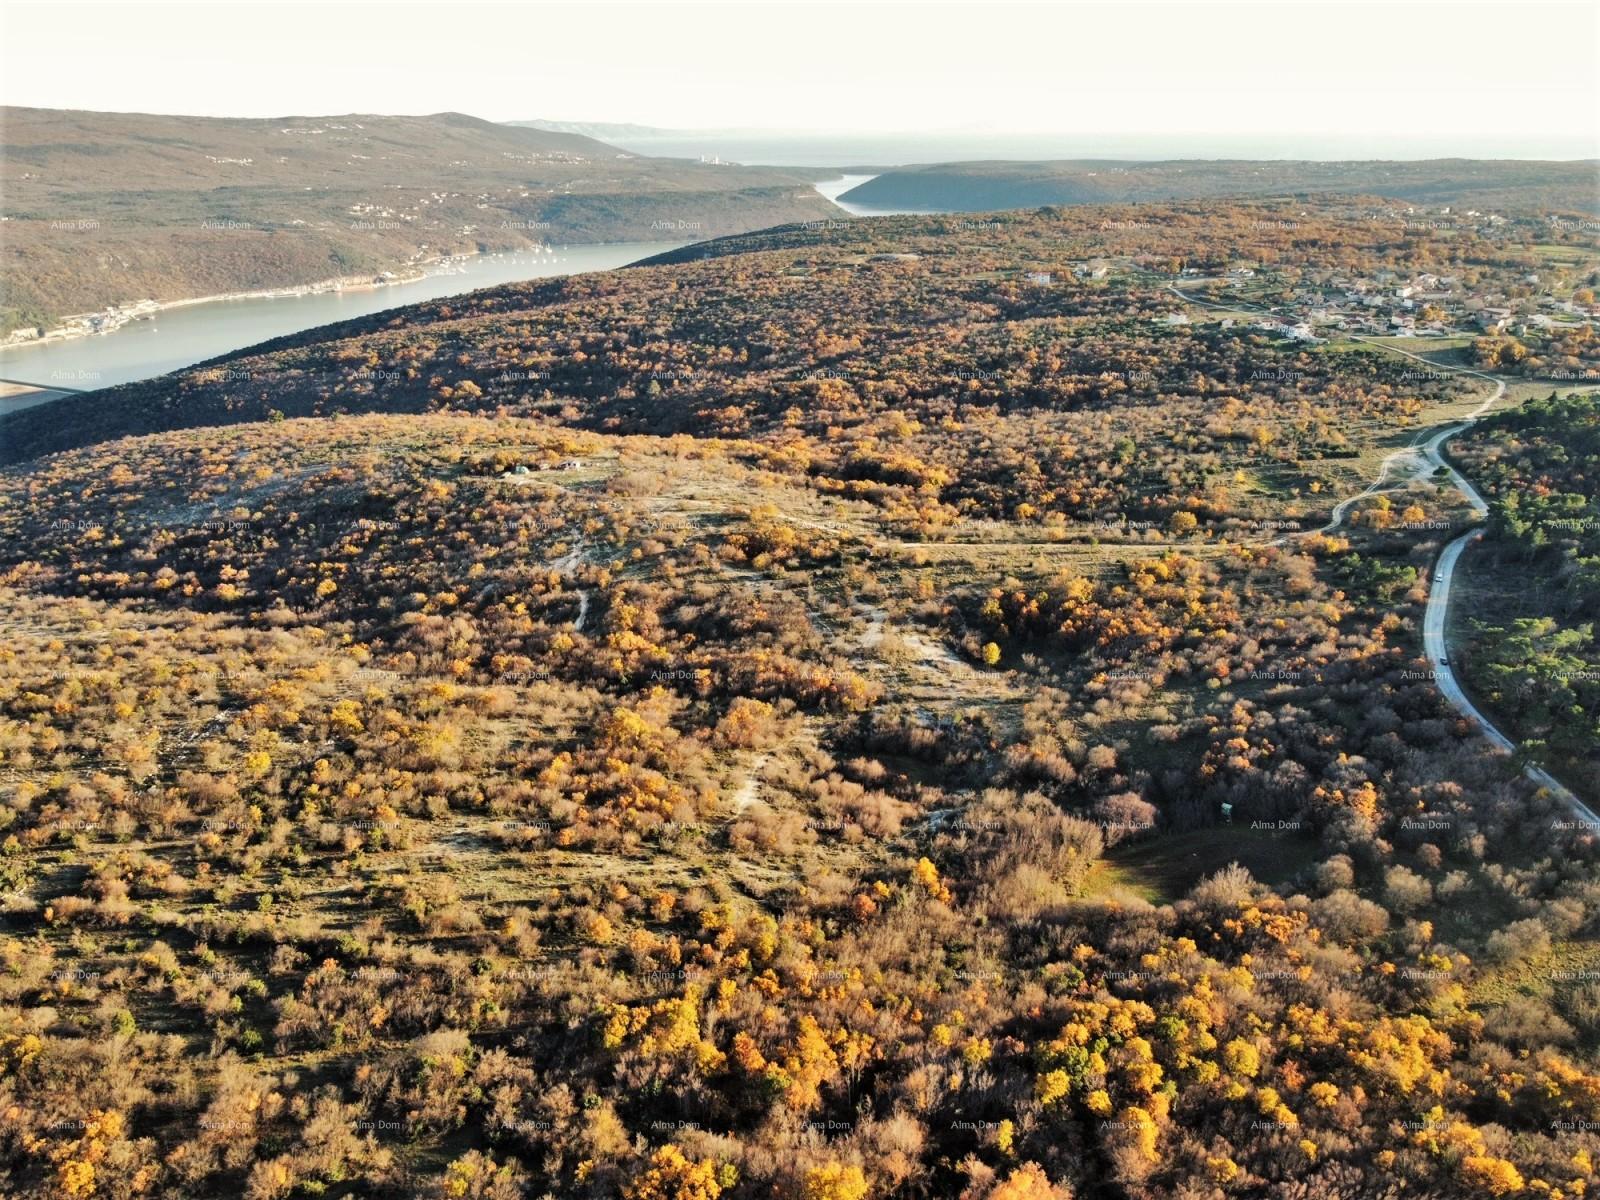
[0,107,841,337]
[841,157,1600,213]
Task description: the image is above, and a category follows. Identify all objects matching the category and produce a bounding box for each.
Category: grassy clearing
[1086,825,1325,905]
[1529,243,1592,265]
[1469,938,1600,1008]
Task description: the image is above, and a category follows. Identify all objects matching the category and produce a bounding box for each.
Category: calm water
[618,132,1164,167]
[0,241,686,400]
[0,174,936,416]
[811,174,875,207]
[813,173,949,217]
[610,130,1593,165]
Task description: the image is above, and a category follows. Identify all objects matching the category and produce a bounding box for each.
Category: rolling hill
[0,106,841,334]
[3,192,1570,472]
[6,188,1600,1200]
[839,157,1600,213]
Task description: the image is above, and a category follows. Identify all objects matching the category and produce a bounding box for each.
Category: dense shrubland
[1454,392,1600,791]
[2,204,1599,1199]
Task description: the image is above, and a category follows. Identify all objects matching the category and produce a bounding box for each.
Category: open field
[1090,826,1325,905]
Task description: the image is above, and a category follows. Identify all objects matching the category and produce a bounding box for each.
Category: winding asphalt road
[1168,286,1597,822]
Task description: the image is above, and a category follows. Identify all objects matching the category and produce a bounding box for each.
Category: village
[1220,263,1599,342]
[1130,205,1600,354]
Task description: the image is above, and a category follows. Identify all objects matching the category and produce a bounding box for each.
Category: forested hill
[3,192,1575,487]
[1453,392,1600,794]
[6,185,1600,1200]
[5,107,621,183]
[839,158,1600,214]
[0,107,839,333]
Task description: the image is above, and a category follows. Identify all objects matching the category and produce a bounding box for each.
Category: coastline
[0,241,588,355]
[4,186,861,357]
[0,238,687,401]
[0,248,537,356]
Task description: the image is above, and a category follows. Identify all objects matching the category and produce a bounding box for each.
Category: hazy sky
[2,0,1597,156]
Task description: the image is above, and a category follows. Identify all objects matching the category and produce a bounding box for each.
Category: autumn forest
[2,190,1600,1200]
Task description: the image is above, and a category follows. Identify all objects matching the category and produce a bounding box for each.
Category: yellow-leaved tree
[802,1161,868,1200]
[624,1145,726,1200]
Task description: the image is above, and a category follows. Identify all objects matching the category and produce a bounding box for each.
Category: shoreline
[0,238,687,403]
[3,190,863,357]
[0,246,556,357]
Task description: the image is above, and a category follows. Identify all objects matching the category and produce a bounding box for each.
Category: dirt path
[728,752,772,818]
[856,600,969,673]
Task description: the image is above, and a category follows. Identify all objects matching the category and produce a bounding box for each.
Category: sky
[2,0,1597,158]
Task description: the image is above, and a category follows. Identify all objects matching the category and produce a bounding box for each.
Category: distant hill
[9,190,1595,467]
[841,158,1600,213]
[509,118,679,139]
[0,107,841,334]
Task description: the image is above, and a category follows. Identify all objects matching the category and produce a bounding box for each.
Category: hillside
[840,157,1600,214]
[1452,392,1600,798]
[0,107,840,334]
[6,193,1594,476]
[6,191,1600,1199]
